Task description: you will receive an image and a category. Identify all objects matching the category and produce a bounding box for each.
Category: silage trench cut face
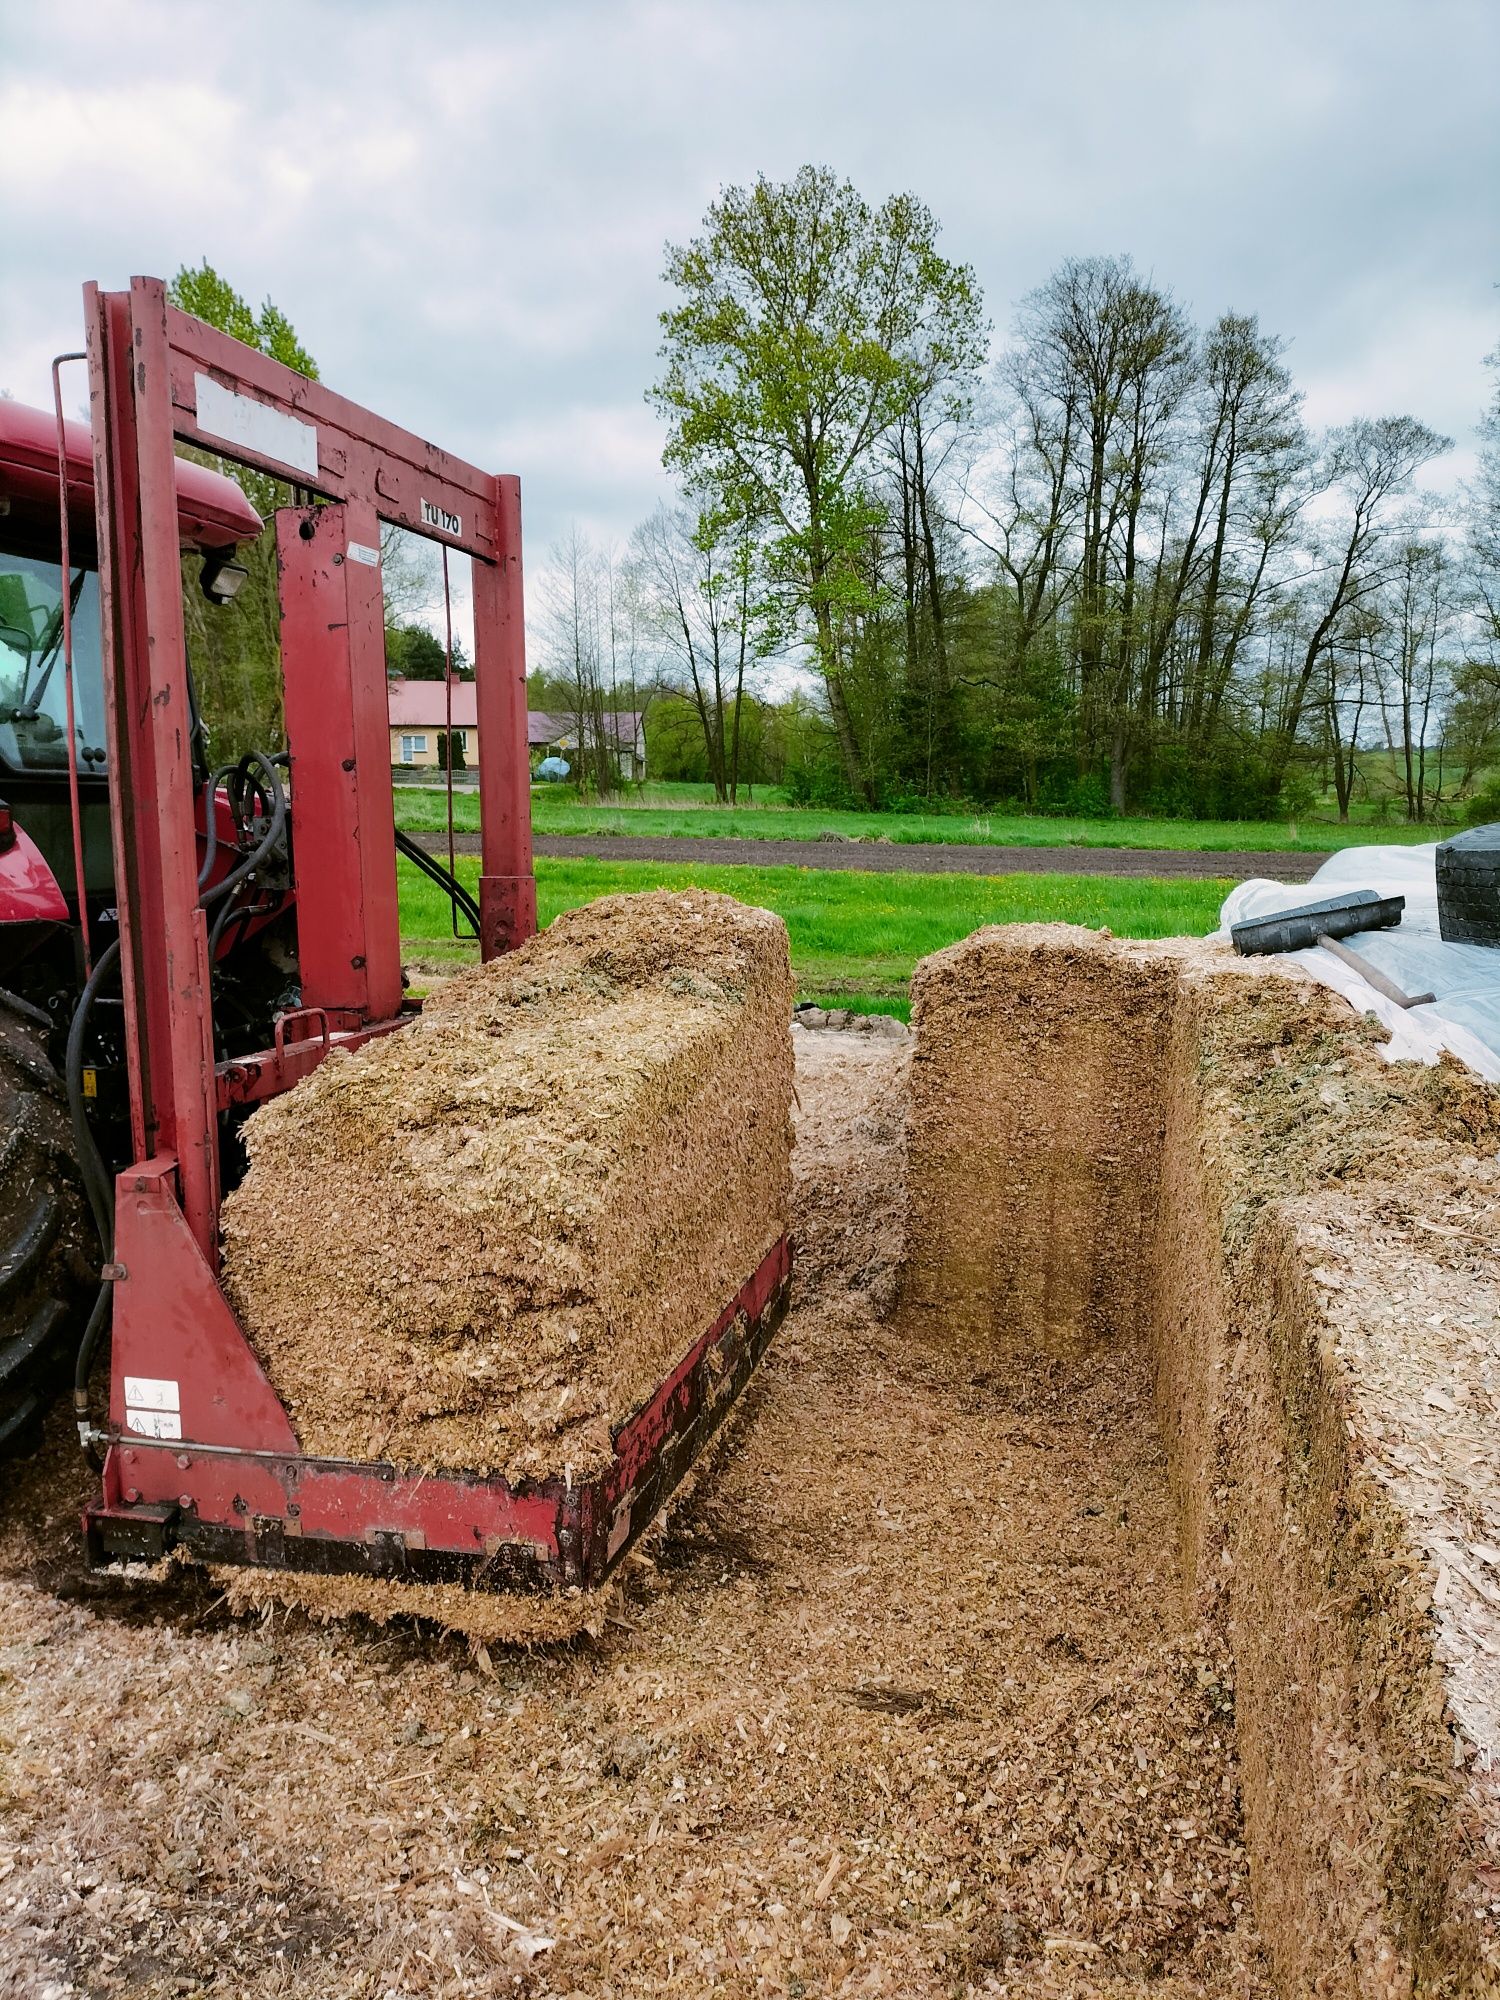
[901,929,1177,1359]
[899,920,1500,1998]
[219,890,795,1490]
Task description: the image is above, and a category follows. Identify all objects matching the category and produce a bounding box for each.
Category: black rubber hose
[73,1280,112,1460]
[394,826,482,934]
[0,984,53,1031]
[64,938,120,1461]
[196,763,237,891]
[65,938,120,1252]
[200,751,287,910]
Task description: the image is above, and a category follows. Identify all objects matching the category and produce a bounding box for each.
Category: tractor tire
[0,994,96,1458]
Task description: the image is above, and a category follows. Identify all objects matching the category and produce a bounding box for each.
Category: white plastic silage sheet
[1214,845,1500,1082]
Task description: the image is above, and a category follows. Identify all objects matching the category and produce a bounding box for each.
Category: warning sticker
[125,1407,183,1441]
[123,1376,179,1412]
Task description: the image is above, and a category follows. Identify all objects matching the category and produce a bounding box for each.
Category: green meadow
[397,855,1229,1015]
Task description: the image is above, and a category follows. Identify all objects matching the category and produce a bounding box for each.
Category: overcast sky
[4,0,1498,584]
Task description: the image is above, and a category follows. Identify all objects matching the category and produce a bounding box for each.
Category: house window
[400,733,429,761]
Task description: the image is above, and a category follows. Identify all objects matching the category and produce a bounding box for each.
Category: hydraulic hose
[394,825,482,935]
[196,762,237,891]
[73,1283,112,1464]
[0,984,54,1031]
[200,751,287,910]
[65,937,120,1252]
[65,936,119,1462]
[395,825,482,932]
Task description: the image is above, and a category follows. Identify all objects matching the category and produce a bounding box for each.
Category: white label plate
[123,1375,179,1411]
[194,374,319,479]
[346,541,380,567]
[125,1407,183,1441]
[420,497,463,537]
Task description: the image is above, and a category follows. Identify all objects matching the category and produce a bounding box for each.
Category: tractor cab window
[0,552,108,775]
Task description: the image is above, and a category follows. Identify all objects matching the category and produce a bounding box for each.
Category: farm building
[386,676,647,778]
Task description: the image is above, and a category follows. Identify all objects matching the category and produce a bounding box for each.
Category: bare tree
[1145,313,1308,749]
[381,525,443,629]
[1322,601,1380,821]
[1376,534,1458,820]
[1264,415,1450,794]
[631,501,769,802]
[537,526,616,797]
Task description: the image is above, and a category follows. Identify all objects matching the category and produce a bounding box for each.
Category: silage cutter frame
[79,278,791,1596]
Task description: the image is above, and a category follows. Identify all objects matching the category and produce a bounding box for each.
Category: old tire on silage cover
[0,998,95,1458]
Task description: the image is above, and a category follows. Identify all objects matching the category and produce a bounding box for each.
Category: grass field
[392,780,1444,854]
[398,855,1230,1013]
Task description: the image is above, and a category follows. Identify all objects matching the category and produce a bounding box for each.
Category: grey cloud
[2,0,1495,565]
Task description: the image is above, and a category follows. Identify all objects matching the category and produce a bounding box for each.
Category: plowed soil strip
[0,1035,1268,1997]
[417,829,1319,882]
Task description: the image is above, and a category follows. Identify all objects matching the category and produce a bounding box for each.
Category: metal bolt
[124,1486,140,1504]
[287,1502,300,1519]
[341,757,355,772]
[176,1454,190,1471]
[178,1493,192,1509]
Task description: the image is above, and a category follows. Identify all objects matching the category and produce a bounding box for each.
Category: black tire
[0,996,96,1457]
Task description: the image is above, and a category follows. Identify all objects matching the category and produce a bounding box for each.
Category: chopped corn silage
[221,891,794,1486]
[901,921,1500,1994]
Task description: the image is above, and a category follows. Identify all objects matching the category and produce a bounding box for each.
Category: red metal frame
[83,277,535,1251]
[78,277,781,1604]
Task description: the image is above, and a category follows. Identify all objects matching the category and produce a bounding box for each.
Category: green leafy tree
[169,262,319,765]
[433,726,466,772]
[171,261,317,376]
[652,166,985,803]
[386,623,448,680]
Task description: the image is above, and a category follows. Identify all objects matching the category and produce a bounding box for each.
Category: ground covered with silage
[0,1026,1273,1999]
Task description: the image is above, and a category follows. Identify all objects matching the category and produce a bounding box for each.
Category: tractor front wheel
[0,993,96,1457]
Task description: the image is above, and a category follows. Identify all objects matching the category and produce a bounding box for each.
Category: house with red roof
[386,678,646,779]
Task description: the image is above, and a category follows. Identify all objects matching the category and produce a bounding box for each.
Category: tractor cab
[0,398,263,986]
[0,547,112,908]
[0,552,107,776]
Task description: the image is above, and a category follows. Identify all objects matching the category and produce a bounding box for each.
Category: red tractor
[0,280,788,1614]
[0,395,274,1449]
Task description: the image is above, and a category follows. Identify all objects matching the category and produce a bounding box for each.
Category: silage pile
[900,922,1500,1994]
[900,923,1177,1358]
[222,890,793,1484]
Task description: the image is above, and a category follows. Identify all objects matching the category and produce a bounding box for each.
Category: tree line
[537,167,1499,819]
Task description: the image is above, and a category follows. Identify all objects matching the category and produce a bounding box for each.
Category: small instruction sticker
[123,1376,179,1411]
[125,1407,183,1441]
[345,541,380,567]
